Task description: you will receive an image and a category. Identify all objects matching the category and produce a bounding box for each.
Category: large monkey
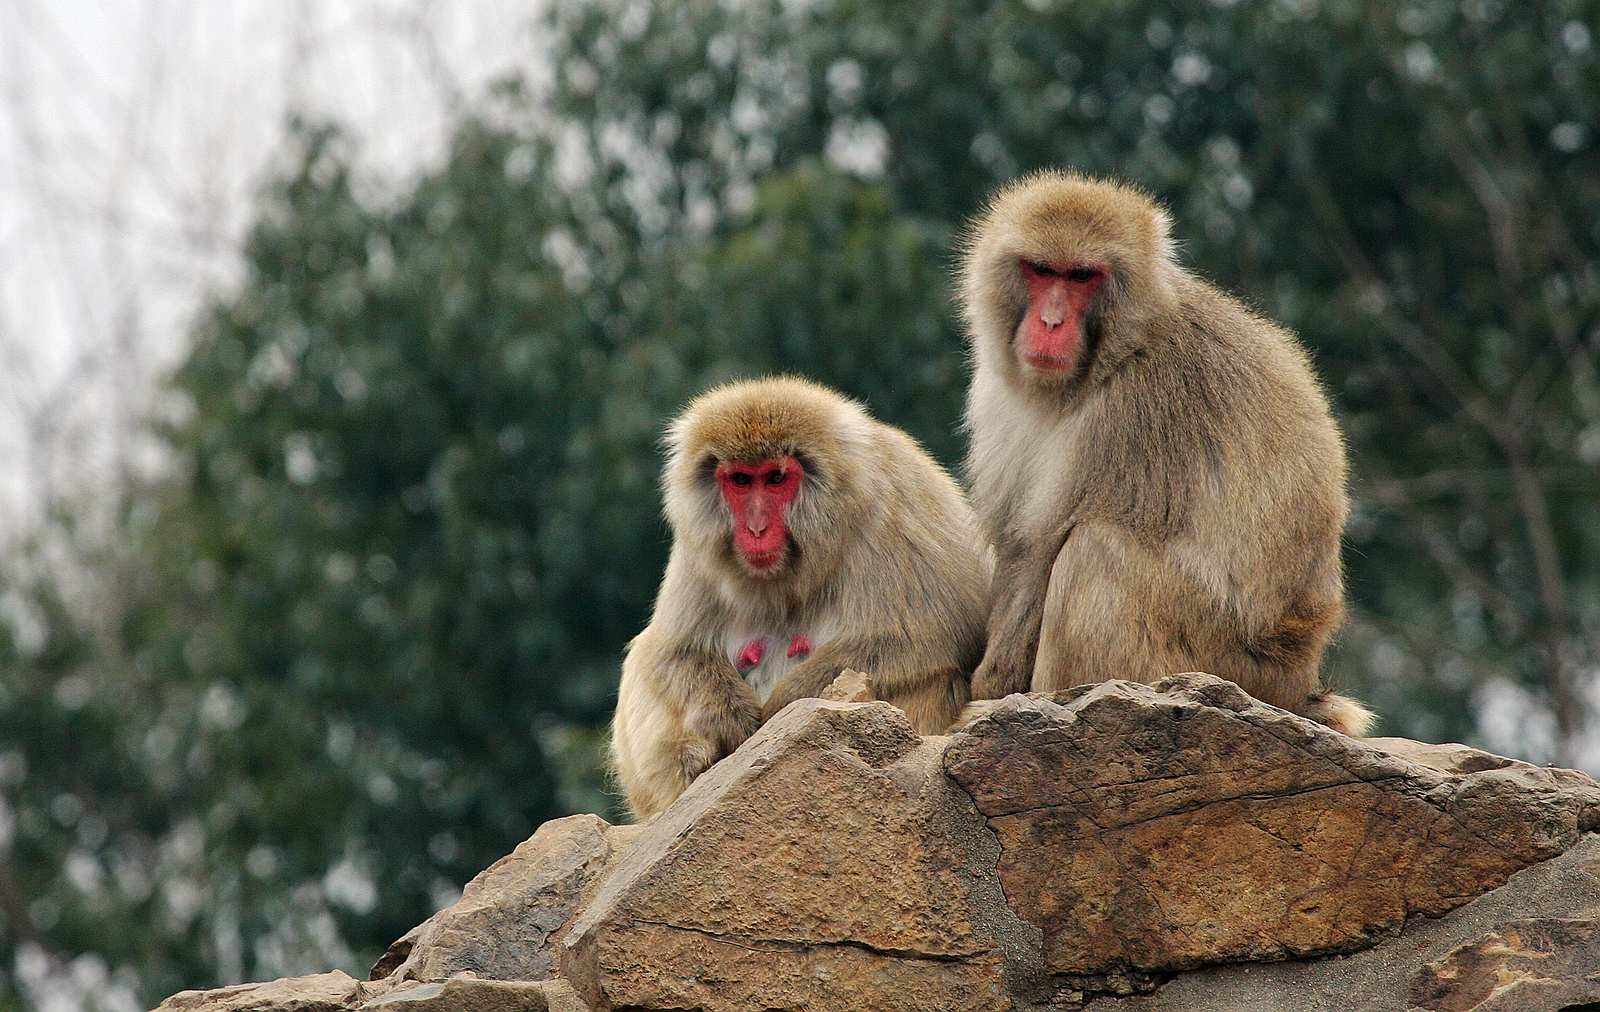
[959,170,1372,735]
[611,377,989,818]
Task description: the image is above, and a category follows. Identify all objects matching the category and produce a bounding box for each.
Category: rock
[1410,916,1600,1012]
[367,921,428,981]
[374,814,633,985]
[155,674,1600,1011]
[944,675,1600,996]
[155,971,362,1011]
[158,973,590,1012]
[1084,833,1600,1011]
[820,668,874,703]
[362,978,588,1011]
[1366,737,1536,775]
[561,699,1029,1011]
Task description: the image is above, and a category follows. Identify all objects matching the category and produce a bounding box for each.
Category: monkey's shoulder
[1168,276,1327,386]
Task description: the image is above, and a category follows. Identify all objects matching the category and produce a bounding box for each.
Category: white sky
[0,0,539,533]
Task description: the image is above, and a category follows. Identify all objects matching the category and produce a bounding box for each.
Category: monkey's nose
[745,500,770,535]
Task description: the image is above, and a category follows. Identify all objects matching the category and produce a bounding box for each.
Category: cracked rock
[561,699,1020,1010]
[944,675,1600,995]
[155,675,1600,1011]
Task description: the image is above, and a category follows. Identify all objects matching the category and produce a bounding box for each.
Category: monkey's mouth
[1021,351,1075,373]
[739,548,788,575]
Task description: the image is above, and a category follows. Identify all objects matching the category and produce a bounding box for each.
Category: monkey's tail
[1302,691,1376,738]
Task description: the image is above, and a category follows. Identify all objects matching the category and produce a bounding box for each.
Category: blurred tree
[1,0,1597,1007]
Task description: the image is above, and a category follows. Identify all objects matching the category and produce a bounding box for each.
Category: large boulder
[157,674,1600,1011]
[943,676,1600,998]
[559,698,1030,1010]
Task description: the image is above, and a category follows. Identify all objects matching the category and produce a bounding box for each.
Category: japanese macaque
[611,377,989,819]
[958,170,1372,736]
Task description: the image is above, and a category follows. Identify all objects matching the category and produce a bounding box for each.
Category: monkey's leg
[853,624,974,732]
[877,666,970,733]
[970,541,1062,700]
[611,680,689,820]
[1204,594,1350,717]
[1032,522,1181,692]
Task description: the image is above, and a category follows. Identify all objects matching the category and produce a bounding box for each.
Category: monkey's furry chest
[723,629,819,703]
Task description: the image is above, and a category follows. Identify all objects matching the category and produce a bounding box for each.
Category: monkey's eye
[729,472,753,487]
[765,470,786,486]
[1065,266,1101,283]
[1023,260,1056,277]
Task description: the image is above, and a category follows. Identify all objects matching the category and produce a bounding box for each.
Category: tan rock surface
[561,699,1029,1011]
[1366,736,1541,775]
[1410,916,1600,1012]
[361,977,588,1011]
[1085,832,1600,1012]
[942,675,1600,995]
[155,971,362,1012]
[155,674,1600,1011]
[820,668,874,703]
[371,814,630,985]
[158,973,590,1012]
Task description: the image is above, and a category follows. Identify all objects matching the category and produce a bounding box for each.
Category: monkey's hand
[760,635,892,721]
[677,686,762,787]
[759,687,801,724]
[760,669,842,722]
[672,736,720,787]
[970,538,1055,701]
[969,650,1032,701]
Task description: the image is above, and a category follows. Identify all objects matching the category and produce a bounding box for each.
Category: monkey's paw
[686,697,760,762]
[970,657,1029,702]
[758,694,790,723]
[728,695,763,739]
[674,737,720,786]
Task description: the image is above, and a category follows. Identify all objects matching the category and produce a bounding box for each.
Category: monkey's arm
[969,535,1067,699]
[758,633,903,721]
[656,639,762,759]
[614,631,762,818]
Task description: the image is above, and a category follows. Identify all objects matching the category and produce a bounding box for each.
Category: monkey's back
[1077,274,1347,542]
[1091,274,1350,700]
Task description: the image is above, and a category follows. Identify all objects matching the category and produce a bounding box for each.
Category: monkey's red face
[1015,260,1107,378]
[716,456,804,577]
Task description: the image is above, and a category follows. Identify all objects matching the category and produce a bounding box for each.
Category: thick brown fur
[958,170,1373,736]
[611,377,990,819]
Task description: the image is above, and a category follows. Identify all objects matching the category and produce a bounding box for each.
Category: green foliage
[1,1,1597,1006]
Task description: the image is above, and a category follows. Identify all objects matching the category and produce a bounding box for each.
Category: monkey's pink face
[1015,260,1107,379]
[716,456,804,578]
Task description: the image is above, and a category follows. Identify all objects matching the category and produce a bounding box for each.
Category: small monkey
[959,170,1372,735]
[611,377,989,818]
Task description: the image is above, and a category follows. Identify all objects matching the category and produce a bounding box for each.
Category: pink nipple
[735,639,766,672]
[787,635,812,660]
